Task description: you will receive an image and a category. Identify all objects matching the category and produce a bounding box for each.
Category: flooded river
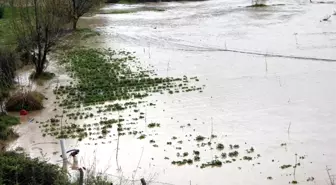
[9,0,336,184]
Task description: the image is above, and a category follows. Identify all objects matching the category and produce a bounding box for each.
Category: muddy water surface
[9,0,336,184]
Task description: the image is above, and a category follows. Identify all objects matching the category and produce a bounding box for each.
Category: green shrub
[0,152,70,185]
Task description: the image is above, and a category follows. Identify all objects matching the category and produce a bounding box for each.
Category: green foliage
[0,6,17,47]
[171,159,193,166]
[0,6,4,19]
[216,143,224,150]
[138,134,146,139]
[195,135,205,141]
[249,3,268,7]
[0,48,16,90]
[30,71,55,81]
[200,160,222,169]
[55,48,198,107]
[0,152,70,185]
[280,164,292,169]
[0,114,20,140]
[148,123,160,128]
[228,151,239,157]
[243,156,252,161]
[44,48,202,140]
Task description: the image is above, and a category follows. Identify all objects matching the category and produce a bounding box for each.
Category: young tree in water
[0,49,15,113]
[67,0,97,30]
[11,0,65,78]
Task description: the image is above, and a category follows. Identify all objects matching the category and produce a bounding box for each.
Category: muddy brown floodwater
[9,0,336,184]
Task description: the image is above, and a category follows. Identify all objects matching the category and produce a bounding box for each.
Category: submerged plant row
[34,48,266,170]
[38,48,202,140]
[53,48,202,108]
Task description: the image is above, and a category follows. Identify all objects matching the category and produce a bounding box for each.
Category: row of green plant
[54,48,201,108]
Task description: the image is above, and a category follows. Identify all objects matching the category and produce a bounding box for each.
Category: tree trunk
[72,18,78,30]
[34,61,44,78]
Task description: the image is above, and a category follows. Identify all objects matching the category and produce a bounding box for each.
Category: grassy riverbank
[0,114,20,151]
[0,6,17,49]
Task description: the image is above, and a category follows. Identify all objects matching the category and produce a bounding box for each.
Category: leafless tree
[67,0,99,30]
[11,0,65,78]
[0,49,15,113]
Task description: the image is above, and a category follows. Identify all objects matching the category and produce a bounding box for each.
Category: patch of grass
[45,48,202,140]
[228,151,239,157]
[138,134,146,139]
[0,6,15,48]
[194,156,200,161]
[148,122,160,128]
[243,156,252,161]
[246,147,255,153]
[30,71,55,81]
[248,3,268,7]
[171,159,193,166]
[101,7,165,14]
[55,49,198,107]
[200,160,222,169]
[77,28,101,40]
[280,164,292,169]
[216,143,224,150]
[56,28,100,51]
[195,135,205,142]
[0,114,20,141]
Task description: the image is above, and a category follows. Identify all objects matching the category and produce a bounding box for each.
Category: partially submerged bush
[6,91,44,111]
[216,143,224,150]
[195,135,205,141]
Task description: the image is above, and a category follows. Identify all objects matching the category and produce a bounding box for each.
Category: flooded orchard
[9,0,336,184]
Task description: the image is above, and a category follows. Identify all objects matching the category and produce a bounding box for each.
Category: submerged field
[8,0,336,184]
